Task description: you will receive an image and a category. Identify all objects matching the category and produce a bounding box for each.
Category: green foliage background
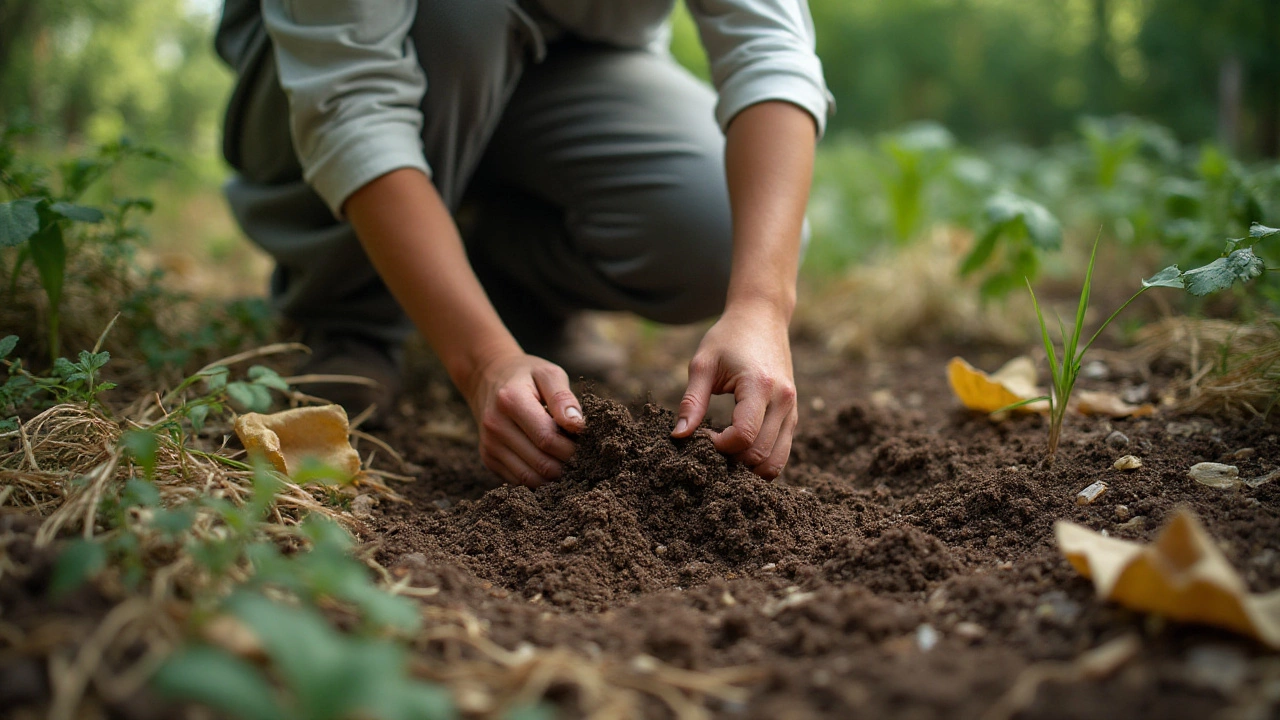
[1,0,1275,162]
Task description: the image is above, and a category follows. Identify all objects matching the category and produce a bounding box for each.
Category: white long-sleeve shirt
[218,0,833,217]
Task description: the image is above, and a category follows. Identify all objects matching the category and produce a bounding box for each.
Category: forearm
[343,168,520,396]
[722,101,817,322]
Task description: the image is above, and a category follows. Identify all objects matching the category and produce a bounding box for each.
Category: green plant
[960,191,1062,299]
[877,122,955,243]
[1021,223,1277,459]
[0,136,166,359]
[154,593,454,720]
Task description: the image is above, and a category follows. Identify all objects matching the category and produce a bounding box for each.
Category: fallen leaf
[947,356,1047,414]
[1056,510,1280,648]
[1074,390,1156,418]
[234,405,361,481]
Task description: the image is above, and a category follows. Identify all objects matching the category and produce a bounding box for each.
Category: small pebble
[1114,455,1142,471]
[1117,516,1147,531]
[1224,447,1256,462]
[655,544,667,556]
[1076,481,1108,505]
[953,622,987,641]
[1114,504,1132,521]
[1082,360,1110,380]
[915,624,940,652]
[1105,431,1130,450]
[1188,462,1240,489]
[720,590,737,607]
[1186,645,1249,695]
[1121,384,1149,405]
[561,536,579,551]
[432,497,453,511]
[351,494,376,517]
[1166,421,1199,438]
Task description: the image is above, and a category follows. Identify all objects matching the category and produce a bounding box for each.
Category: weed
[1022,223,1278,459]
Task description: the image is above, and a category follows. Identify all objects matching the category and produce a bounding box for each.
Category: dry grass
[797,226,1037,357]
[1121,317,1280,420]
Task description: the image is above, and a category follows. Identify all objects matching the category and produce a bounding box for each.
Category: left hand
[671,303,797,479]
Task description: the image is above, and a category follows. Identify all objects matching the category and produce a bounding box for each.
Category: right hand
[464,352,585,487]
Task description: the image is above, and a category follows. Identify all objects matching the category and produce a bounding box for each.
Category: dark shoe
[295,331,404,426]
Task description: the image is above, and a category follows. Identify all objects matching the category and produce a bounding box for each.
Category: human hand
[464,352,585,487]
[672,304,798,479]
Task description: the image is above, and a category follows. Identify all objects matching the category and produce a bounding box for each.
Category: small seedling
[1021,223,1277,459]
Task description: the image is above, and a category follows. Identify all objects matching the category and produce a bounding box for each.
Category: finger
[495,384,576,462]
[674,355,716,437]
[532,364,585,434]
[492,412,565,479]
[735,399,788,467]
[712,378,770,455]
[484,442,546,488]
[754,409,797,480]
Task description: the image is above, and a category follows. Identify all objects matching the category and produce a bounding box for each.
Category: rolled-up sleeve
[687,0,834,138]
[263,0,428,217]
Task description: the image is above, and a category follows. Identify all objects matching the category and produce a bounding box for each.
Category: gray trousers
[220,0,734,352]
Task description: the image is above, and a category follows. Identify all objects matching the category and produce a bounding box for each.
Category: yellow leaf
[946,356,1046,414]
[1074,390,1156,418]
[233,405,361,481]
[1056,510,1280,648]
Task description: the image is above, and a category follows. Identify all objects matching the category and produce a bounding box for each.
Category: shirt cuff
[303,119,432,218]
[714,59,835,140]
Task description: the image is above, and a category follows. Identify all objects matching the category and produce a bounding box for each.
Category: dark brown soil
[370,339,1280,719]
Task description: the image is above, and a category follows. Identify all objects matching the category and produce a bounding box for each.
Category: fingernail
[674,418,688,435]
[566,406,582,421]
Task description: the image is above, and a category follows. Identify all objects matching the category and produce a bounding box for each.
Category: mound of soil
[370,342,1280,719]
[386,396,840,610]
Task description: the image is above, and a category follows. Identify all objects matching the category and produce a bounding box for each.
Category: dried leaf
[234,405,361,481]
[1056,510,1280,648]
[947,356,1047,414]
[1074,390,1156,418]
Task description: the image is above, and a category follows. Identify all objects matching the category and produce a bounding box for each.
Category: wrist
[443,334,523,400]
[723,286,796,324]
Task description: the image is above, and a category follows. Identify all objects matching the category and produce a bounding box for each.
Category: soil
[363,337,1280,719]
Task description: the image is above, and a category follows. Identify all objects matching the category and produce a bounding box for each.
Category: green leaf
[151,507,195,536]
[0,198,40,248]
[1142,265,1184,289]
[152,646,285,720]
[0,335,17,360]
[248,365,290,392]
[983,191,1062,251]
[121,429,159,479]
[228,594,349,718]
[1249,223,1279,240]
[188,403,210,432]
[49,539,107,599]
[28,222,66,310]
[123,477,162,508]
[959,226,1000,277]
[49,202,105,223]
[201,366,229,391]
[0,417,17,433]
[227,382,272,413]
[1182,248,1266,296]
